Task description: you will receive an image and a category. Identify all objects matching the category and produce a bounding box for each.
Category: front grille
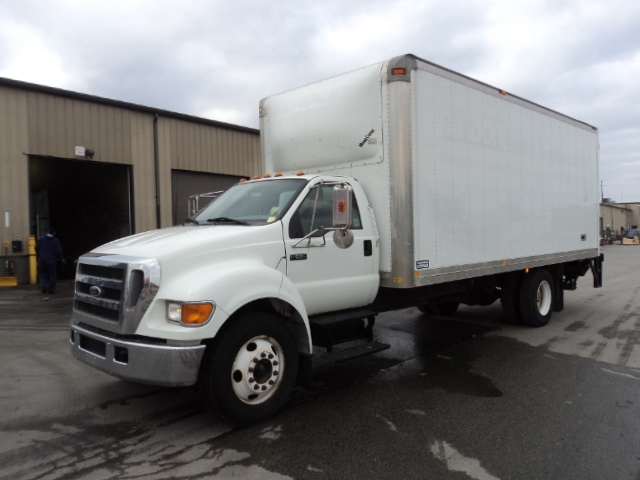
[73,255,160,335]
[75,300,120,321]
[76,281,122,301]
[75,259,127,324]
[78,263,126,280]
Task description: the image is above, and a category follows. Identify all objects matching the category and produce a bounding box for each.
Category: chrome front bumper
[70,324,206,387]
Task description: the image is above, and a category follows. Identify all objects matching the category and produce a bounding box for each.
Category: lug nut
[252,358,258,363]
[268,354,274,359]
[248,367,254,373]
[262,386,267,391]
[273,371,279,376]
[273,361,279,366]
[261,352,267,358]
[269,380,275,385]
[254,385,260,390]
[249,377,254,383]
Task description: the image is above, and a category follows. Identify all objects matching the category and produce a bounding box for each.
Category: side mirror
[332,184,354,249]
[332,184,353,228]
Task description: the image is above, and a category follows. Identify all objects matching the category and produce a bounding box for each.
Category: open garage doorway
[29,157,133,277]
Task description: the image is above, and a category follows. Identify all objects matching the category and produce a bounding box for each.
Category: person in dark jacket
[36,228,63,294]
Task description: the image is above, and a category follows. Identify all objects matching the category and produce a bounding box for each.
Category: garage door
[29,156,133,276]
[172,170,245,225]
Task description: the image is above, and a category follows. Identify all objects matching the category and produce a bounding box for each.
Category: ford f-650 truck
[70,54,603,426]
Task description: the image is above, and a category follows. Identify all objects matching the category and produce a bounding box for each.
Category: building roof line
[0,76,258,135]
[601,203,633,211]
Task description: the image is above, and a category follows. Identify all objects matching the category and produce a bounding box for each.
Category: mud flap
[553,277,564,312]
[591,254,604,288]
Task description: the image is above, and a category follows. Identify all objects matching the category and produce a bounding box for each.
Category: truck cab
[70,174,377,426]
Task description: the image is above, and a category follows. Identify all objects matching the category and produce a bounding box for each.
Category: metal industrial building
[600,201,640,235]
[0,77,260,284]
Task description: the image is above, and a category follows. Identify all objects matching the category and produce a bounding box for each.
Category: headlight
[166,301,215,326]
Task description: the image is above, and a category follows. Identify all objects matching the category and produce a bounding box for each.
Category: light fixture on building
[85,149,95,159]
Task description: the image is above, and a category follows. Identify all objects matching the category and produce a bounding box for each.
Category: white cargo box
[260,54,600,288]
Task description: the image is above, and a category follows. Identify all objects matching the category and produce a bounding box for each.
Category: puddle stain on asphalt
[431,440,501,480]
[0,411,292,480]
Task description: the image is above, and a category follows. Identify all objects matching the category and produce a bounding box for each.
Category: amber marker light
[296,171,306,176]
[392,68,407,75]
[263,173,272,178]
[338,200,346,213]
[253,175,261,179]
[167,301,215,326]
[239,178,247,183]
[181,303,214,325]
[274,172,283,177]
[499,90,507,95]
[525,268,530,274]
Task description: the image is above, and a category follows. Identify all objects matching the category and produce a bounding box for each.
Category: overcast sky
[1,0,639,202]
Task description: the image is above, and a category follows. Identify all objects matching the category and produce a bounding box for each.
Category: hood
[92,223,285,267]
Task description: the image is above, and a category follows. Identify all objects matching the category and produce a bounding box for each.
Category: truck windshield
[192,178,308,225]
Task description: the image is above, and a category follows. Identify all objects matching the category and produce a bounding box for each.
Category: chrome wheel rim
[536,280,552,316]
[231,335,284,405]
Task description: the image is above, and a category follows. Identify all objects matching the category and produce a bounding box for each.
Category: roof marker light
[263,173,272,178]
[499,90,507,95]
[253,175,261,180]
[274,172,283,177]
[296,171,306,176]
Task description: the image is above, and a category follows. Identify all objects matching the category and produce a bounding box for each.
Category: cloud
[0,0,639,201]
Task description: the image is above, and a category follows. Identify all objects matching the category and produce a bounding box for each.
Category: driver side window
[289,185,362,239]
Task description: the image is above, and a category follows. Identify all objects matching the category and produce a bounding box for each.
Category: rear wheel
[519,269,554,327]
[198,312,298,427]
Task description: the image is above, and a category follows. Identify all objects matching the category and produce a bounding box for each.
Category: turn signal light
[167,301,215,326]
[338,200,346,213]
[182,303,214,325]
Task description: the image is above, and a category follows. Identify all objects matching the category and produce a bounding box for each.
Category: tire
[429,301,459,316]
[519,269,554,327]
[198,312,298,427]
[501,272,523,324]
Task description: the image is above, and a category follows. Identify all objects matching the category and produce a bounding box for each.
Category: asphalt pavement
[1,244,639,479]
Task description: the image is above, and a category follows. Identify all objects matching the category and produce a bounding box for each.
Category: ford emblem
[89,286,103,297]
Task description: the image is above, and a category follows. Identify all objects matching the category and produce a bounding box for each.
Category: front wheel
[519,269,554,327]
[198,312,298,427]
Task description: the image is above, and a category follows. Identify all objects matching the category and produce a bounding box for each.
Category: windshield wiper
[206,217,249,225]
[184,218,200,225]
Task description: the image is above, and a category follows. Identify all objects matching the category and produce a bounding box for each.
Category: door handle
[364,240,372,257]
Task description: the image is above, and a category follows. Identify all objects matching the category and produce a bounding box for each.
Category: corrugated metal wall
[0,81,260,279]
[0,86,30,257]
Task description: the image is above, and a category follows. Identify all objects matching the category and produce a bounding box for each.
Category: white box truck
[70,54,603,426]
